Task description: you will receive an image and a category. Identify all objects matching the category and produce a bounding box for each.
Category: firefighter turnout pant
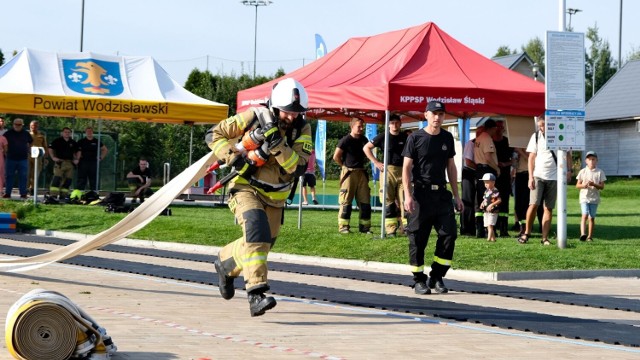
[50,160,74,198]
[381,165,405,235]
[338,167,371,233]
[406,187,457,282]
[216,189,282,294]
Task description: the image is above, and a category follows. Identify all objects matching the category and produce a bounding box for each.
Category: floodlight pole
[618,0,623,69]
[80,0,85,51]
[240,0,273,78]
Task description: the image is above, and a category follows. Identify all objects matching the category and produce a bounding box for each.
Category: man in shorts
[518,117,572,245]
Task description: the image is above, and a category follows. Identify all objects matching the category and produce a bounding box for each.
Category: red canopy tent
[237,22,544,122]
[238,22,545,238]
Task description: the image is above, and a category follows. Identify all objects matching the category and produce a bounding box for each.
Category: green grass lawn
[3,178,639,272]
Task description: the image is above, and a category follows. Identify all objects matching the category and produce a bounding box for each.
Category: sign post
[545,29,586,249]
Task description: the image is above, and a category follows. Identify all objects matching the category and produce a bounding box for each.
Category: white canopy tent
[0,48,228,123]
[0,48,228,193]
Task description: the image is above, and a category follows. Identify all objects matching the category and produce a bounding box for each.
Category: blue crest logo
[62,58,123,96]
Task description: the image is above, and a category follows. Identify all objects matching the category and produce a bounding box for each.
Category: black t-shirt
[401,129,455,186]
[371,132,408,166]
[49,137,78,160]
[336,134,369,168]
[131,166,152,182]
[78,137,100,162]
[494,136,513,164]
[3,129,33,161]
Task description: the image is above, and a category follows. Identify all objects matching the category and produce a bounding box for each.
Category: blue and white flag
[315,120,327,180]
[315,34,327,59]
[365,123,379,181]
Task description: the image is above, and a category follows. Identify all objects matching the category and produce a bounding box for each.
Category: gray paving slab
[1,238,639,359]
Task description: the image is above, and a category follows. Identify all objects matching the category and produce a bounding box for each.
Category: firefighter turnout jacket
[205,107,312,293]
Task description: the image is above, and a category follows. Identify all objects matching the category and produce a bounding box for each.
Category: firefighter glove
[230,154,257,178]
[263,124,283,150]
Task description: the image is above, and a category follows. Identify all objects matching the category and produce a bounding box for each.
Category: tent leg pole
[184,125,195,202]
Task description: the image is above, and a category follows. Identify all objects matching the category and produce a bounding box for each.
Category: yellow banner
[0,93,228,125]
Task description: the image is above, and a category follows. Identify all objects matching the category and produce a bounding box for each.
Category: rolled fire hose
[5,289,116,360]
[0,151,217,272]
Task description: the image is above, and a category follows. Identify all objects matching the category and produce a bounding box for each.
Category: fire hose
[5,289,116,360]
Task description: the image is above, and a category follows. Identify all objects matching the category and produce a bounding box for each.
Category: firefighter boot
[248,292,277,317]
[428,276,449,294]
[214,259,235,300]
[412,273,431,295]
[413,281,431,295]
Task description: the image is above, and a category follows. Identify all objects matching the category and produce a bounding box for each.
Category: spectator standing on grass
[76,127,108,191]
[473,119,499,238]
[460,126,483,236]
[0,117,7,135]
[3,118,33,199]
[333,117,371,234]
[492,120,513,237]
[512,147,529,234]
[576,151,606,242]
[479,173,501,242]
[28,120,48,193]
[363,113,408,237]
[0,131,7,194]
[301,149,319,205]
[48,127,79,201]
[518,117,572,246]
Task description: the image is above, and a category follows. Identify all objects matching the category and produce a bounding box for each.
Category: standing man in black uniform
[402,101,463,295]
[48,127,79,201]
[492,120,513,237]
[333,118,371,234]
[76,127,108,191]
[363,113,407,236]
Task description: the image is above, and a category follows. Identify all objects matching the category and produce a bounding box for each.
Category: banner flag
[315,34,327,59]
[315,120,327,180]
[365,123,379,181]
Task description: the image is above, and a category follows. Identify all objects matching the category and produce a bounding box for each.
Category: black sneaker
[248,293,277,317]
[428,277,449,294]
[214,259,235,300]
[413,281,431,295]
[312,199,319,205]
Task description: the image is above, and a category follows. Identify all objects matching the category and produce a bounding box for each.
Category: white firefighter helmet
[270,78,308,113]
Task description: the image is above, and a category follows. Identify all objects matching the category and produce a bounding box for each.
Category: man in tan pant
[364,114,408,236]
[206,78,312,317]
[28,120,47,193]
[333,118,372,234]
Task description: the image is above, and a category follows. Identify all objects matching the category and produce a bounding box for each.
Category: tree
[585,24,617,101]
[494,46,516,58]
[626,46,640,63]
[521,37,545,75]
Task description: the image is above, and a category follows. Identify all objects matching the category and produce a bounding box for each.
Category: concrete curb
[31,230,639,282]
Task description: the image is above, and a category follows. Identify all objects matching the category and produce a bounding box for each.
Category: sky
[2,0,637,86]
